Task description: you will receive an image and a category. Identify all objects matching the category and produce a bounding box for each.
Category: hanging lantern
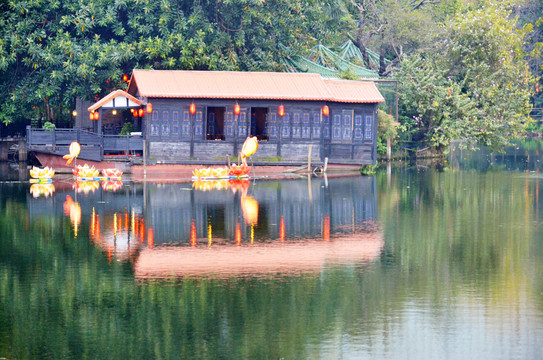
[146,103,153,113]
[189,103,196,115]
[234,103,241,116]
[278,105,285,117]
[94,112,99,120]
[322,105,330,117]
[123,74,128,82]
[89,112,94,120]
[138,108,144,117]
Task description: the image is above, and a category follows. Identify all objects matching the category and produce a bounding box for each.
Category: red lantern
[123,74,128,82]
[89,112,94,120]
[322,105,329,117]
[94,112,99,120]
[234,103,241,115]
[138,108,144,117]
[146,103,153,113]
[189,103,196,115]
[278,105,285,117]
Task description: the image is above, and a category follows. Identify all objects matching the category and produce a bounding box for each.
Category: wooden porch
[26,126,143,162]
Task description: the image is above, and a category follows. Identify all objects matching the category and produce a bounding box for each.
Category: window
[250,107,269,141]
[207,107,225,140]
[364,115,373,140]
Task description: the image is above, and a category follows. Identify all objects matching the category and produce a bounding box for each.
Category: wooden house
[27,70,385,167]
[126,70,384,165]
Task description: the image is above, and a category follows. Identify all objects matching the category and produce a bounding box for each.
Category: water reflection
[27,176,381,278]
[449,139,543,171]
[29,183,55,198]
[2,160,542,359]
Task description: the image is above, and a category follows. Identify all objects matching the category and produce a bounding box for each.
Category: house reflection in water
[135,176,381,279]
[27,176,381,277]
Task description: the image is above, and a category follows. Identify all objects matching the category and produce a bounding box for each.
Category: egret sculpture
[240,136,258,166]
[63,141,81,165]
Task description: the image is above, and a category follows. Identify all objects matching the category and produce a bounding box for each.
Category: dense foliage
[395,2,538,151]
[0,0,541,151]
[0,0,344,126]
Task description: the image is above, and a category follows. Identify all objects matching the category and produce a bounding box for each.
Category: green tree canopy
[0,0,343,126]
[395,2,537,151]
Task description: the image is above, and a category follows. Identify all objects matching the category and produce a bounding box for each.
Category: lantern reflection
[323,215,330,241]
[73,180,100,194]
[241,195,259,225]
[29,183,55,198]
[191,220,197,247]
[279,216,285,242]
[192,179,250,193]
[63,195,81,237]
[89,209,149,260]
[102,181,123,192]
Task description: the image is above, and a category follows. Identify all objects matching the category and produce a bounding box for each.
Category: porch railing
[26,126,143,161]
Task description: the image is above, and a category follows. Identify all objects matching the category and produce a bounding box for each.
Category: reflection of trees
[377,170,542,306]
[2,171,542,358]
[0,183,387,359]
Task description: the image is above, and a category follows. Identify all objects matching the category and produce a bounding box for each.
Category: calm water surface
[1,145,543,359]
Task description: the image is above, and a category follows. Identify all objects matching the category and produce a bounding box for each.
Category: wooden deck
[26,126,143,162]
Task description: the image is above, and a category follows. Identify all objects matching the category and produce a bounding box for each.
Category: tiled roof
[88,90,142,112]
[127,69,384,104]
[323,79,385,103]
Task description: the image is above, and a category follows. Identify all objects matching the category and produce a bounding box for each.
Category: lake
[0,143,542,359]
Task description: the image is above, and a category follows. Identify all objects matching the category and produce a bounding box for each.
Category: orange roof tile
[127,69,384,104]
[323,79,385,103]
[88,90,142,112]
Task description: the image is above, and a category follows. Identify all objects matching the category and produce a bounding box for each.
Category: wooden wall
[145,98,378,165]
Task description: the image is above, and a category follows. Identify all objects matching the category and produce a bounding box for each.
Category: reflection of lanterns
[278,105,285,117]
[322,105,329,117]
[63,195,81,237]
[235,222,241,245]
[189,103,196,115]
[148,228,154,248]
[323,215,330,241]
[102,181,123,192]
[279,215,285,242]
[234,103,241,115]
[29,183,55,198]
[191,220,197,247]
[146,103,153,113]
[241,195,259,225]
[73,180,100,194]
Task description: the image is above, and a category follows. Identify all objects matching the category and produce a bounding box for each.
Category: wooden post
[323,157,328,173]
[18,139,27,162]
[307,144,312,173]
[143,139,147,177]
[227,155,231,167]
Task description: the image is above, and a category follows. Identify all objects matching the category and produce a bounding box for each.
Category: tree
[395,2,537,151]
[0,0,339,128]
[345,0,457,76]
